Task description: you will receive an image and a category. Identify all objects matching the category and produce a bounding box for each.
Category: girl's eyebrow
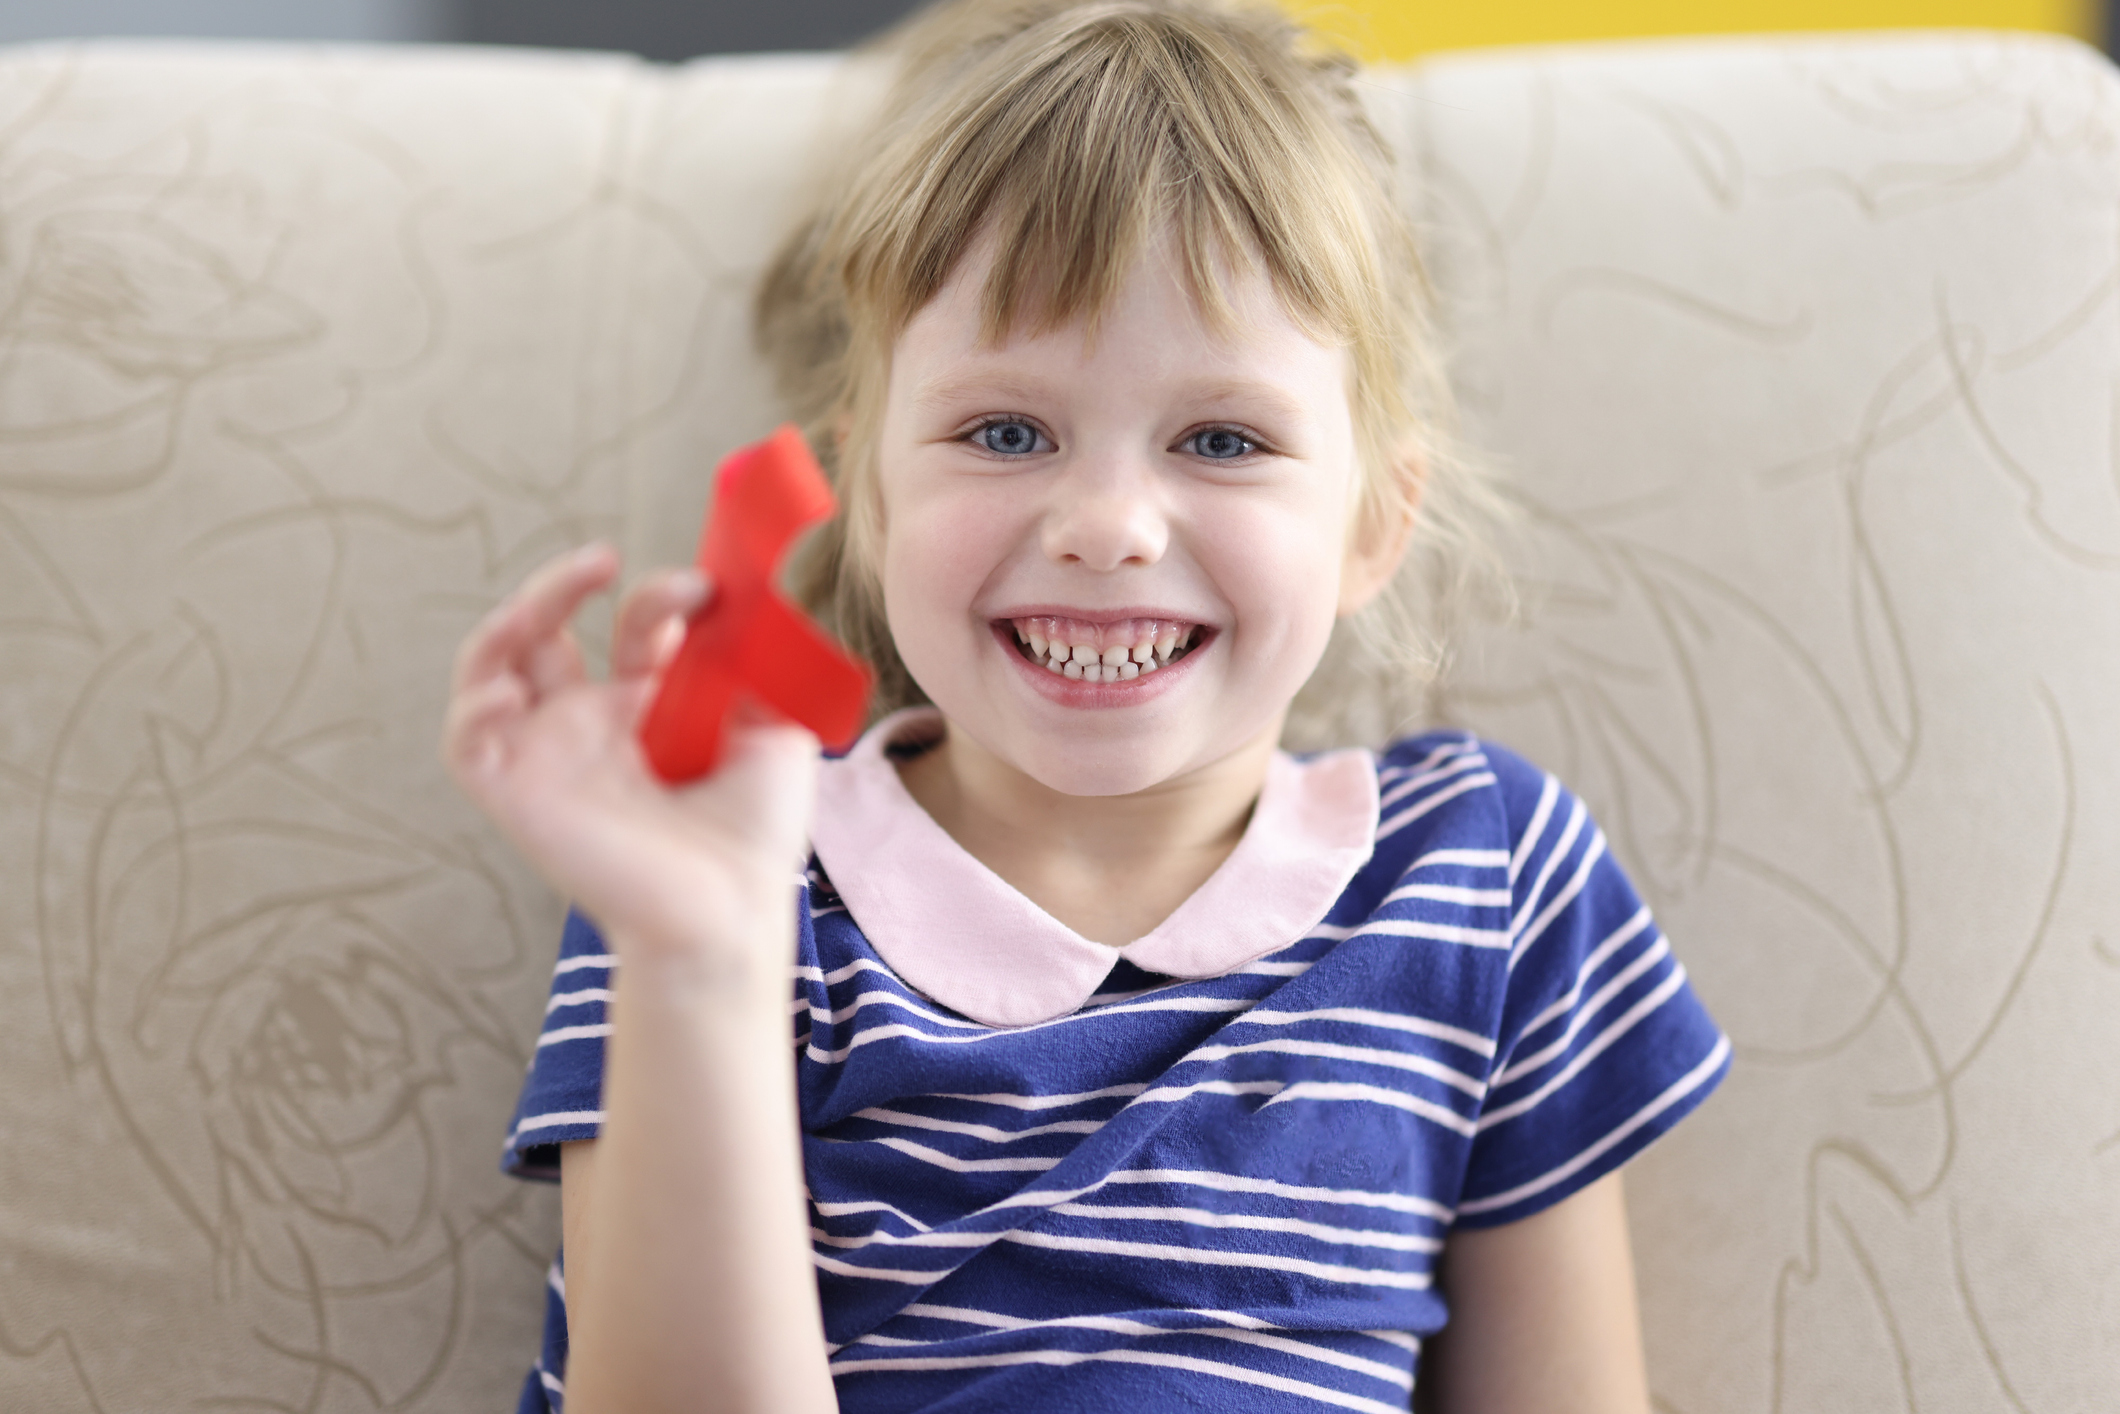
[910,373,1312,425]
[1172,378,1311,426]
[909,373,1053,412]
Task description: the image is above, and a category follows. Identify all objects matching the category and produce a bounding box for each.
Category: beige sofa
[2,31,2115,1413]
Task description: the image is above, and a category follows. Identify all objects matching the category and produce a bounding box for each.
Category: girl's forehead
[896,231,1349,397]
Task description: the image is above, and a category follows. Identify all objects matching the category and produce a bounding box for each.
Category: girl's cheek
[882,483,1020,608]
[933,480,1033,553]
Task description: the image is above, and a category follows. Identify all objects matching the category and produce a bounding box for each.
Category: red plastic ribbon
[638,425,872,783]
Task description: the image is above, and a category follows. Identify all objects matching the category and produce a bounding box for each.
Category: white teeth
[1008,619,1202,680]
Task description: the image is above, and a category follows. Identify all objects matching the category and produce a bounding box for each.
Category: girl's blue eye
[977,420,1042,455]
[1190,427,1255,460]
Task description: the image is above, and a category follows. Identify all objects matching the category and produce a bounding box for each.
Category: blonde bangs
[835,5,1399,396]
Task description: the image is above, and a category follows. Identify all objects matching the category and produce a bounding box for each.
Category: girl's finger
[612,568,711,679]
[441,672,531,781]
[526,630,588,700]
[453,543,620,692]
[649,616,687,675]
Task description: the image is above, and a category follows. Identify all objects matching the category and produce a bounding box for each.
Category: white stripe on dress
[827,1344,1414,1414]
[1262,1081,1478,1137]
[1376,772,1499,841]
[805,995,1263,1064]
[1381,880,1514,907]
[1378,752,1491,811]
[812,1198,934,1231]
[534,1023,610,1048]
[1512,907,1654,1039]
[1459,1034,1731,1215]
[1406,847,1511,871]
[1048,1202,1444,1254]
[1100,1168,1453,1222]
[851,1107,1105,1143]
[1476,966,1691,1130]
[508,1108,604,1144]
[1239,1007,1497,1057]
[926,1083,1148,1110]
[1494,938,1672,1086]
[1508,831,1608,970]
[996,1229,1432,1289]
[1508,796,1585,944]
[1182,1039,1486,1098]
[1508,776,1561,883]
[1306,918,1509,948]
[876,1303,1415,1391]
[811,1250,956,1284]
[1375,737,1480,783]
[867,1136,1062,1173]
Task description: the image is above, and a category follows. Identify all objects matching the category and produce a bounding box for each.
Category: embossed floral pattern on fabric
[2,32,2115,1414]
[0,40,851,1412]
[1388,34,2120,1414]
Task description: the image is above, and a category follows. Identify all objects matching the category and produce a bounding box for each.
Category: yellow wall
[1284,0,2098,60]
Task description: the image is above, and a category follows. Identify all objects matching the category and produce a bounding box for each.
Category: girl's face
[874,233,1397,797]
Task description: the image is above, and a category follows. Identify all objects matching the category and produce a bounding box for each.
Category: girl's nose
[1039,456,1169,572]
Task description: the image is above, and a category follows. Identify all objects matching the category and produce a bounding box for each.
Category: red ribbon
[638,425,872,783]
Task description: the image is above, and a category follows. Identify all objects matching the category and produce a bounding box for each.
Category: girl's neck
[893,719,1281,947]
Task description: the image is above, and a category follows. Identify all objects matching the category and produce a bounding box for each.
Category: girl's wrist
[586,883,800,995]
[609,934,796,1003]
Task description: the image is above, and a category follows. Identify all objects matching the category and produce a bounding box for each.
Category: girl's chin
[997,745,1192,799]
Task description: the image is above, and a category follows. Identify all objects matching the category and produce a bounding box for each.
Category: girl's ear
[1337,443,1424,616]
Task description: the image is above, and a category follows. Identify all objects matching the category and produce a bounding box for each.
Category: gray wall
[0,0,922,54]
[457,0,924,59]
[2,0,2108,62]
[0,0,453,43]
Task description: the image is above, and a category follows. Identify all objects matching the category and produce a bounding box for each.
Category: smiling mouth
[1004,615,1204,683]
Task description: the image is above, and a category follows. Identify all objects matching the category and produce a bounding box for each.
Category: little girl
[445,2,1730,1410]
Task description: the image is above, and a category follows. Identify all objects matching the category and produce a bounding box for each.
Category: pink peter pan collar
[809,708,1379,1028]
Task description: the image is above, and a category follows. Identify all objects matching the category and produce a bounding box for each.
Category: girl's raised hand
[442,543,821,963]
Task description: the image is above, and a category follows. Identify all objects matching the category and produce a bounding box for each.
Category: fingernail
[671,568,708,604]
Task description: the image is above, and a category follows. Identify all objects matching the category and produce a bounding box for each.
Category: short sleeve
[501,908,614,1182]
[1453,748,1730,1228]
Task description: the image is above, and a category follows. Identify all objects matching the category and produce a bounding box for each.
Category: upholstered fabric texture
[1,32,2114,1414]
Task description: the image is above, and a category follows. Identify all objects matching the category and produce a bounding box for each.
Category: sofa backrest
[1,33,2113,1412]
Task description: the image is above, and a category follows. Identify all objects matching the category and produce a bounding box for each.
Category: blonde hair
[757,0,1504,746]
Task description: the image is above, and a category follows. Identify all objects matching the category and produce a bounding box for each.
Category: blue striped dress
[502,722,1728,1412]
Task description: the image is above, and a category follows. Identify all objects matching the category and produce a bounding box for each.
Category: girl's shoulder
[1369,729,1575,857]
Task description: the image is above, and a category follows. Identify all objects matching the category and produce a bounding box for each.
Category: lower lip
[991,624,1208,706]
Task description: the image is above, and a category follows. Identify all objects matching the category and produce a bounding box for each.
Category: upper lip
[988,605,1210,625]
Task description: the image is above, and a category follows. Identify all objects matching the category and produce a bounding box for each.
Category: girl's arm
[557,939,834,1413]
[444,545,836,1414]
[1414,1173,1652,1414]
